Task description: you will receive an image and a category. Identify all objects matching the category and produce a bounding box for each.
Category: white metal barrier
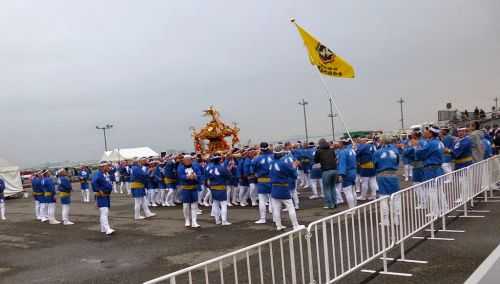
[145,156,500,284]
[144,227,308,284]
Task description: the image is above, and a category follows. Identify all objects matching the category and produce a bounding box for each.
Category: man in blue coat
[178,155,203,228]
[374,135,401,225]
[92,162,115,235]
[207,153,232,225]
[270,144,303,231]
[441,127,456,175]
[79,166,91,203]
[42,170,60,224]
[130,159,156,220]
[356,138,379,201]
[58,169,74,225]
[337,138,358,209]
[31,171,44,220]
[252,142,274,224]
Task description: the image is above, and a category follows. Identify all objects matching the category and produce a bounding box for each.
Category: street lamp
[96,124,113,151]
[298,99,309,143]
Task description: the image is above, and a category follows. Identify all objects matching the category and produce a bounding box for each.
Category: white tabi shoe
[63,221,74,225]
[106,229,115,235]
[222,221,232,226]
[145,213,157,218]
[135,216,146,220]
[254,219,266,224]
[276,225,287,231]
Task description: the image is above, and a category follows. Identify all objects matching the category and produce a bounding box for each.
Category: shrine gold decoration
[191,106,240,154]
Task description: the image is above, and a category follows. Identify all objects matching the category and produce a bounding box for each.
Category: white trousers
[231,185,239,204]
[257,193,271,221]
[0,200,5,220]
[271,198,299,228]
[61,204,71,222]
[212,200,228,224]
[35,200,41,220]
[404,165,413,179]
[203,190,212,205]
[99,207,112,233]
[336,183,344,204]
[48,203,57,221]
[134,197,152,218]
[291,190,299,209]
[343,186,356,209]
[380,194,401,226]
[183,203,199,226]
[81,190,90,203]
[238,186,249,205]
[442,163,453,175]
[166,188,176,205]
[311,179,323,197]
[361,177,379,199]
[40,203,48,220]
[120,182,130,195]
[249,183,257,206]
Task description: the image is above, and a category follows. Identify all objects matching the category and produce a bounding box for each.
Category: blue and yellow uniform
[31,176,44,202]
[92,170,112,208]
[403,139,427,183]
[442,134,456,164]
[42,176,56,203]
[356,143,377,177]
[163,161,178,189]
[252,151,274,194]
[416,137,445,181]
[58,176,73,205]
[453,136,473,169]
[130,164,148,198]
[80,170,90,191]
[270,156,297,200]
[177,163,202,203]
[337,144,357,187]
[207,161,231,201]
[374,145,400,195]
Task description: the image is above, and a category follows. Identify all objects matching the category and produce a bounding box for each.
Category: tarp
[100,147,160,162]
[0,157,23,197]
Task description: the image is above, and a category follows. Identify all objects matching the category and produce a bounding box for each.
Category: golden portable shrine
[191,106,240,154]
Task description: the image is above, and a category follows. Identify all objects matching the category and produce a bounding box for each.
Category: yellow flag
[292,19,355,78]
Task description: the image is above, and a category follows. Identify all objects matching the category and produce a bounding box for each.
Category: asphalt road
[1,183,499,284]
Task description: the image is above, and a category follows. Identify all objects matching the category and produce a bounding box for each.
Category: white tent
[0,157,23,198]
[100,147,160,162]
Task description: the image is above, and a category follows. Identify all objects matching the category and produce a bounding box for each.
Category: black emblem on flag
[316,43,335,63]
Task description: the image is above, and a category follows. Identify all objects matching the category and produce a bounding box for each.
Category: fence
[145,156,500,284]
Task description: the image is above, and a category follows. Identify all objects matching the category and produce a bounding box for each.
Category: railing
[144,227,309,284]
[304,197,394,283]
[145,156,500,284]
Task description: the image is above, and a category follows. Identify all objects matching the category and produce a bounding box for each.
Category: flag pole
[314,69,355,143]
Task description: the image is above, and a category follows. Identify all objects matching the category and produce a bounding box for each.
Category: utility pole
[298,99,309,143]
[495,97,498,111]
[397,97,405,131]
[328,97,337,141]
[96,124,113,151]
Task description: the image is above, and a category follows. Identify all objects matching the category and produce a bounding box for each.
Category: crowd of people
[0,121,495,236]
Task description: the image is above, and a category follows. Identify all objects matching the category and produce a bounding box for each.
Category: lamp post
[328,97,337,141]
[96,124,113,151]
[298,99,309,143]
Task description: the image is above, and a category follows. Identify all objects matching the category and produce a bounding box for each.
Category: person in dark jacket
[314,138,338,209]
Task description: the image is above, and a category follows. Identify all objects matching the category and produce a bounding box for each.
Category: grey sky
[1,0,499,167]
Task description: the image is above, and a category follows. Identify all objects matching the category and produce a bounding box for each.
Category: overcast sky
[1,0,499,167]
